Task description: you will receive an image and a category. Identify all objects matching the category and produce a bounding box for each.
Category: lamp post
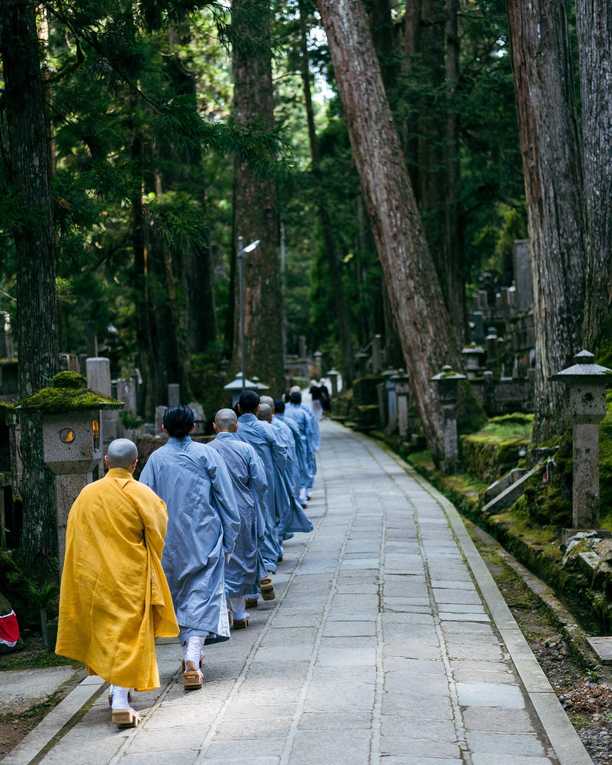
[237,236,261,389]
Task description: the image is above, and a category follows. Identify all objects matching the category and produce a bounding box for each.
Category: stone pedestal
[394,372,410,439]
[432,366,466,473]
[553,350,611,528]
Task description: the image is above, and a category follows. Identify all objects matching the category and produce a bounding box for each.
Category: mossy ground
[460,413,533,483]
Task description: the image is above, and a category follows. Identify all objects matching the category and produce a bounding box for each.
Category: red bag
[0,609,20,649]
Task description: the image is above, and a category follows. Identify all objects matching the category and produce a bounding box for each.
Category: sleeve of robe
[248,449,268,542]
[206,448,241,556]
[265,424,288,473]
[126,481,178,638]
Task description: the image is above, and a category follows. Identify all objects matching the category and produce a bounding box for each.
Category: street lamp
[237,236,261,389]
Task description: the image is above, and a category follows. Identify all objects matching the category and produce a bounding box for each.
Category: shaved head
[214,408,238,433]
[106,438,138,470]
[257,403,273,422]
[259,395,274,409]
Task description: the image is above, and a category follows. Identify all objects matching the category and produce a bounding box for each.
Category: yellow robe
[56,468,178,690]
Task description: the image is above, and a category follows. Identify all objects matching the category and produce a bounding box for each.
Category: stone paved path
[38,421,566,765]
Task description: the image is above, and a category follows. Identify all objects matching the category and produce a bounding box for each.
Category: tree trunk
[297,0,354,384]
[315,0,460,456]
[444,0,464,342]
[507,0,586,442]
[231,0,284,392]
[0,1,59,565]
[576,0,612,350]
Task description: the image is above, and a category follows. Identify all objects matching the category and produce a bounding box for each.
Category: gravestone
[394,372,410,439]
[0,312,14,359]
[86,357,118,445]
[168,383,180,408]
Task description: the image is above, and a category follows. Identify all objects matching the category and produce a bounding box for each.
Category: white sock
[230,596,248,620]
[183,636,204,668]
[111,686,130,710]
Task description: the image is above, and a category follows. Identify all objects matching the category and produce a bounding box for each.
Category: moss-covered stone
[51,371,87,389]
[402,448,609,632]
[354,403,380,431]
[18,372,123,413]
[460,413,533,482]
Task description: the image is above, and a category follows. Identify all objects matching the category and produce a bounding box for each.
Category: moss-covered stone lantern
[552,350,612,529]
[17,371,124,567]
[224,372,259,407]
[432,365,466,473]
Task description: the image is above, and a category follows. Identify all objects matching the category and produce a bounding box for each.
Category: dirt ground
[471,524,612,765]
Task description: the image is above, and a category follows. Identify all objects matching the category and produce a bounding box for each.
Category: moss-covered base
[461,413,533,482]
[402,449,611,634]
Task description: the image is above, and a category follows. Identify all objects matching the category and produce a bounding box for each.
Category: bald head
[260,395,274,409]
[257,403,273,422]
[214,408,238,433]
[106,438,138,471]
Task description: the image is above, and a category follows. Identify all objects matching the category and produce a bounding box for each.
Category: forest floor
[468,521,612,765]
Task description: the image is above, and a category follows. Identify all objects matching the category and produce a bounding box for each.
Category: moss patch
[18,371,122,413]
[402,449,609,632]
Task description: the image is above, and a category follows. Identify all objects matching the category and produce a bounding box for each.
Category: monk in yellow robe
[56,438,178,728]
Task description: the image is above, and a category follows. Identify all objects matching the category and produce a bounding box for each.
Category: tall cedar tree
[577,0,611,349]
[507,0,590,441]
[315,0,461,457]
[297,0,354,384]
[231,0,285,392]
[0,1,59,564]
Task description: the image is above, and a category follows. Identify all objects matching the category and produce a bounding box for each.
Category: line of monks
[55,386,321,728]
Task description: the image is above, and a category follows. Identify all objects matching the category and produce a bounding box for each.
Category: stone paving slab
[14,421,593,765]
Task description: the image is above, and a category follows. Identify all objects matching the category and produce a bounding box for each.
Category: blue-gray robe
[139,436,240,644]
[269,416,313,536]
[208,432,267,599]
[276,412,309,493]
[285,402,317,489]
[236,414,285,573]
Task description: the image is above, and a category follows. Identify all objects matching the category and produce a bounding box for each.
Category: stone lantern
[326,369,340,397]
[392,370,410,439]
[224,372,259,407]
[17,372,123,568]
[432,366,466,473]
[313,351,323,379]
[461,345,485,379]
[552,350,611,529]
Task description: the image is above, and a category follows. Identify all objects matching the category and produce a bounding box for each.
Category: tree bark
[315,0,460,456]
[0,0,59,565]
[231,0,284,392]
[444,0,464,342]
[297,0,354,384]
[507,0,586,441]
[576,0,612,350]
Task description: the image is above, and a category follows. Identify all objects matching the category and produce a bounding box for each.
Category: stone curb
[382,446,594,765]
[2,675,106,765]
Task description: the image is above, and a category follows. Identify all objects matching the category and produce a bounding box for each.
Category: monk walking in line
[140,406,240,691]
[56,438,178,729]
[209,408,268,628]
